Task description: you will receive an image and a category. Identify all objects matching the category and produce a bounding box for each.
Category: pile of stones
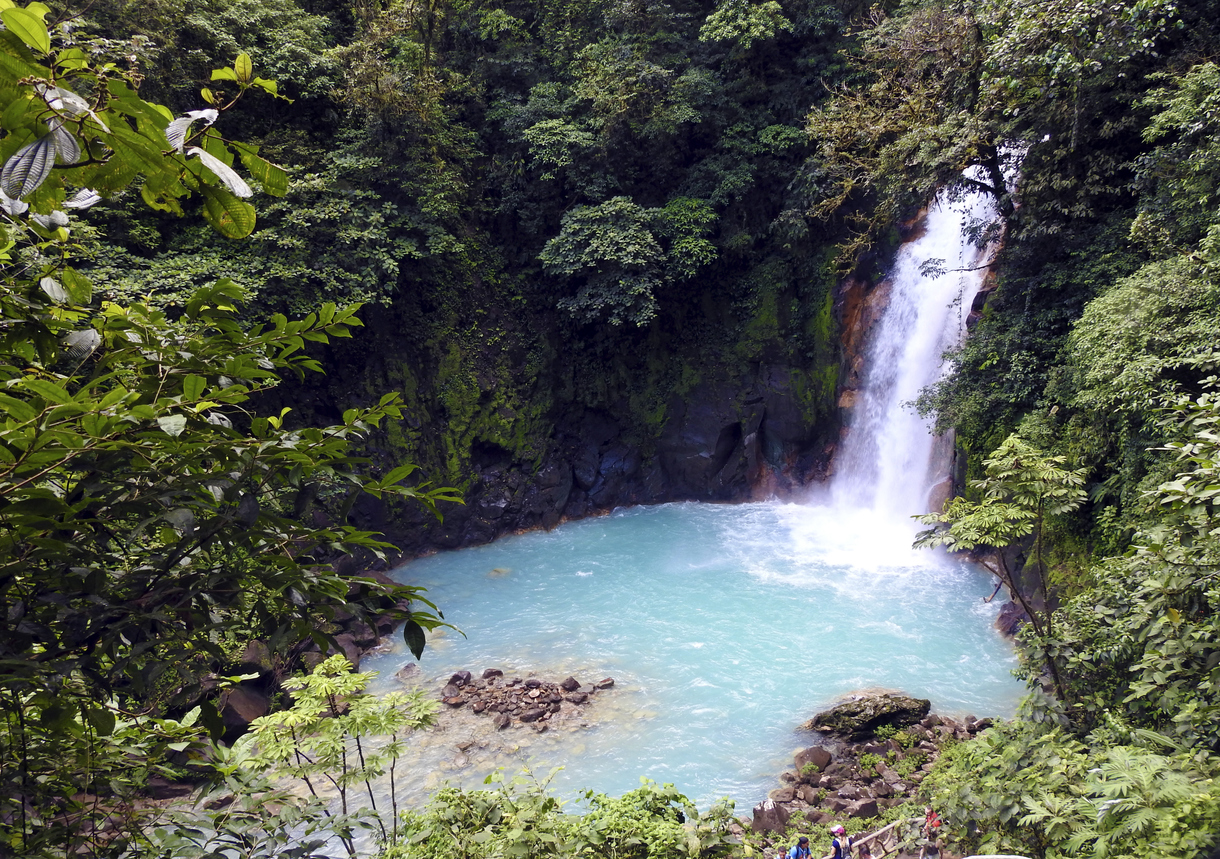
[433,669,615,731]
[751,695,994,838]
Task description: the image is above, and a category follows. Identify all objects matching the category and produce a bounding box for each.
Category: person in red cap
[830,824,852,859]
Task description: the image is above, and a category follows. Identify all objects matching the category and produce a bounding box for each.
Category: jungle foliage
[58,0,855,491]
[6,0,1220,854]
[814,0,1220,853]
[0,14,456,855]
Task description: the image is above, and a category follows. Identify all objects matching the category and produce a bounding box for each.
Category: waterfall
[831,186,1001,520]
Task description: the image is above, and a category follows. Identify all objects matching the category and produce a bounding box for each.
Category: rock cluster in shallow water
[426,668,614,731]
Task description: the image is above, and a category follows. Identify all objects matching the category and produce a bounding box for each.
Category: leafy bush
[388,772,738,859]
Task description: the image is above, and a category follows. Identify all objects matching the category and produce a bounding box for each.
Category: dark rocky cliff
[353,362,839,556]
[277,273,846,557]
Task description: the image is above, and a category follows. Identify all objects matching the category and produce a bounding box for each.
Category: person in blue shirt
[831,824,853,859]
[787,835,812,859]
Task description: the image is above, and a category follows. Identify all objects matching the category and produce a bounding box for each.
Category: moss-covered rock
[804,693,931,739]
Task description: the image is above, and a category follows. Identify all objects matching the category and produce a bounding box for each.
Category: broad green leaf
[233,144,288,196]
[234,52,253,83]
[22,378,72,404]
[60,267,92,304]
[382,464,419,485]
[1,91,37,131]
[156,414,187,436]
[182,375,206,401]
[199,183,256,239]
[1,7,50,54]
[54,46,88,70]
[0,392,37,422]
[83,706,116,737]
[403,620,426,660]
[210,67,238,82]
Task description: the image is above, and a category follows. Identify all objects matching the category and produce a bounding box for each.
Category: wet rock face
[430,670,611,730]
[804,693,931,739]
[362,368,837,557]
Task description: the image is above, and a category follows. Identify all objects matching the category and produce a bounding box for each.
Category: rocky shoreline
[748,693,991,845]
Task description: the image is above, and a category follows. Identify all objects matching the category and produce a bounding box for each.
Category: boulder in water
[996,600,1028,636]
[805,692,930,739]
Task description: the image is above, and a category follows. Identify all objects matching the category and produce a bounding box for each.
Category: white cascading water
[831,186,1001,520]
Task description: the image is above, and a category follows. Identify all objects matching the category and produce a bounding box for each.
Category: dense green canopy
[3,0,1220,854]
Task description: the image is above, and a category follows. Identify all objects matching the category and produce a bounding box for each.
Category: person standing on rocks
[919,807,942,859]
[787,835,812,859]
[831,825,852,859]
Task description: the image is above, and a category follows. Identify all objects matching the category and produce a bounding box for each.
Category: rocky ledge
[409,667,615,732]
[803,692,930,740]
[751,695,992,838]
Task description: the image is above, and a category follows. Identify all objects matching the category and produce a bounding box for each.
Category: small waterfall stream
[831,188,1001,520]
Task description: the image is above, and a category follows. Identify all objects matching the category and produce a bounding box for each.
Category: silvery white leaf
[64,188,102,209]
[206,412,233,429]
[32,210,70,230]
[165,117,193,153]
[2,136,56,199]
[40,277,70,303]
[187,146,253,198]
[0,190,29,215]
[62,328,101,361]
[39,84,90,115]
[47,118,80,164]
[189,108,219,125]
[37,84,110,133]
[166,109,219,153]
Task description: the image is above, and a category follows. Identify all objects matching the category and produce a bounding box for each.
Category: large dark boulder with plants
[804,693,931,739]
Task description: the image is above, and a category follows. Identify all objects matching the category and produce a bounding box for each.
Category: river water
[367,501,1020,810]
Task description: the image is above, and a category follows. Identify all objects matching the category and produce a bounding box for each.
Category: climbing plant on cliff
[0,6,455,854]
